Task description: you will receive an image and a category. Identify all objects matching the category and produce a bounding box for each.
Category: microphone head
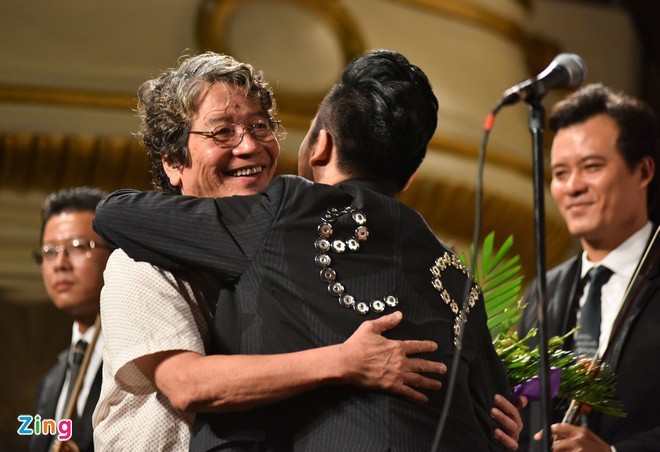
[550,53,587,89]
[499,53,587,107]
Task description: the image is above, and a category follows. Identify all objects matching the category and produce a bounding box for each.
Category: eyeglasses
[33,238,108,265]
[189,120,284,148]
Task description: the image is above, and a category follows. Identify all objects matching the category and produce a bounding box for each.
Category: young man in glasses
[31,186,110,452]
[95,50,523,451]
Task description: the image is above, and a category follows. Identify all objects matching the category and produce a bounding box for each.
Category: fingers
[494,394,520,419]
[402,371,443,392]
[537,425,572,452]
[491,407,517,438]
[533,423,566,441]
[493,428,518,451]
[493,394,522,435]
[405,357,446,375]
[517,396,528,409]
[399,339,439,355]
[390,385,429,404]
[368,311,403,334]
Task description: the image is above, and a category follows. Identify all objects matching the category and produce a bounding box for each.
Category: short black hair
[311,49,438,192]
[549,83,660,222]
[40,187,108,242]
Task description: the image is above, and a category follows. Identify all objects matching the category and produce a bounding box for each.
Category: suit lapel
[551,256,582,341]
[38,350,68,419]
[31,349,68,452]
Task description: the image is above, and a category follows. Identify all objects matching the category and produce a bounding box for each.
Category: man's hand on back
[338,311,446,403]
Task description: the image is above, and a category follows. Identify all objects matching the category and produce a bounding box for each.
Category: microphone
[501,53,586,106]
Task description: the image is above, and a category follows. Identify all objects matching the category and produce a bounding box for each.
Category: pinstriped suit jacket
[94,175,509,452]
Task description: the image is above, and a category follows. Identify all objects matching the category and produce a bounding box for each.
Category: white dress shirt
[579,222,653,357]
[54,322,103,421]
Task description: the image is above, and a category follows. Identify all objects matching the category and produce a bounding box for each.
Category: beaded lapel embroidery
[430,252,480,348]
[315,206,399,315]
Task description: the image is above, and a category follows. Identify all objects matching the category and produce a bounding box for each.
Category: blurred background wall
[1,0,656,449]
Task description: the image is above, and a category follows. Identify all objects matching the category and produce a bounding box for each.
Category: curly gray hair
[137,52,277,193]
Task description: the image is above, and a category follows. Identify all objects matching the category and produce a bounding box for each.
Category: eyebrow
[578,155,607,163]
[41,236,92,246]
[204,111,268,128]
[551,154,608,170]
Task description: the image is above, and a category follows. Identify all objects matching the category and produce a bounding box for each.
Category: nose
[565,170,587,195]
[231,129,260,157]
[52,248,73,270]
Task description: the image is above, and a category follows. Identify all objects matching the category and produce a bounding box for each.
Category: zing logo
[17,415,72,441]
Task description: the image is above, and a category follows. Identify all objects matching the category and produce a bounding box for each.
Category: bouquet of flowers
[462,232,626,418]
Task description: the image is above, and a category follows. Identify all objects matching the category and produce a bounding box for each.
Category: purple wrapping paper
[511,367,562,402]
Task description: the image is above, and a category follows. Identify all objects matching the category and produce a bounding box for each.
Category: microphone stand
[528,99,553,452]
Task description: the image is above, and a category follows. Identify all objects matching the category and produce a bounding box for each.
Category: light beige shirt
[93,249,217,451]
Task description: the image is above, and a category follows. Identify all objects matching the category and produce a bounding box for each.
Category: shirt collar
[337,178,397,197]
[580,221,653,280]
[71,321,98,346]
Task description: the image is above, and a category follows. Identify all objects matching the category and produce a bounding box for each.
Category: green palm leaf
[461,232,524,337]
[462,231,626,418]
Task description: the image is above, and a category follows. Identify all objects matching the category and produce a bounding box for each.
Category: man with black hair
[31,187,110,452]
[95,50,516,451]
[520,84,660,451]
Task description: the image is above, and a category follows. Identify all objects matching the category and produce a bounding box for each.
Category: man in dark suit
[520,84,660,451]
[94,50,516,451]
[31,187,110,452]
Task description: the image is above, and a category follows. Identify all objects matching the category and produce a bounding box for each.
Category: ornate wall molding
[197,0,367,115]
[0,84,135,111]
[0,132,151,193]
[384,0,525,43]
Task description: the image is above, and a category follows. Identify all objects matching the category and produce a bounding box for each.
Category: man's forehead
[43,211,96,240]
[197,82,266,125]
[551,116,620,162]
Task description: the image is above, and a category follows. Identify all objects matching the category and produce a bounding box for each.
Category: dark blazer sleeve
[469,292,511,450]
[519,256,582,342]
[30,351,68,452]
[93,178,285,278]
[614,428,660,452]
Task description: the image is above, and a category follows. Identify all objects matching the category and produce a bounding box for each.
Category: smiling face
[41,211,110,327]
[164,82,280,198]
[550,114,652,256]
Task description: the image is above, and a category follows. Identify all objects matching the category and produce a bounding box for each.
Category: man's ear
[402,171,418,192]
[162,157,183,188]
[639,155,655,189]
[309,129,334,168]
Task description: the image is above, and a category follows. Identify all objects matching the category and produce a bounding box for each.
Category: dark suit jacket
[94,175,509,452]
[519,239,660,452]
[30,348,102,452]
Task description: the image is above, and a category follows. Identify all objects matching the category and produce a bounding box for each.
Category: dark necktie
[574,266,613,357]
[63,339,88,416]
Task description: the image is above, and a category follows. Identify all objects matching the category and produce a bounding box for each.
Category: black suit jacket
[519,240,660,451]
[94,175,509,452]
[30,348,102,452]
